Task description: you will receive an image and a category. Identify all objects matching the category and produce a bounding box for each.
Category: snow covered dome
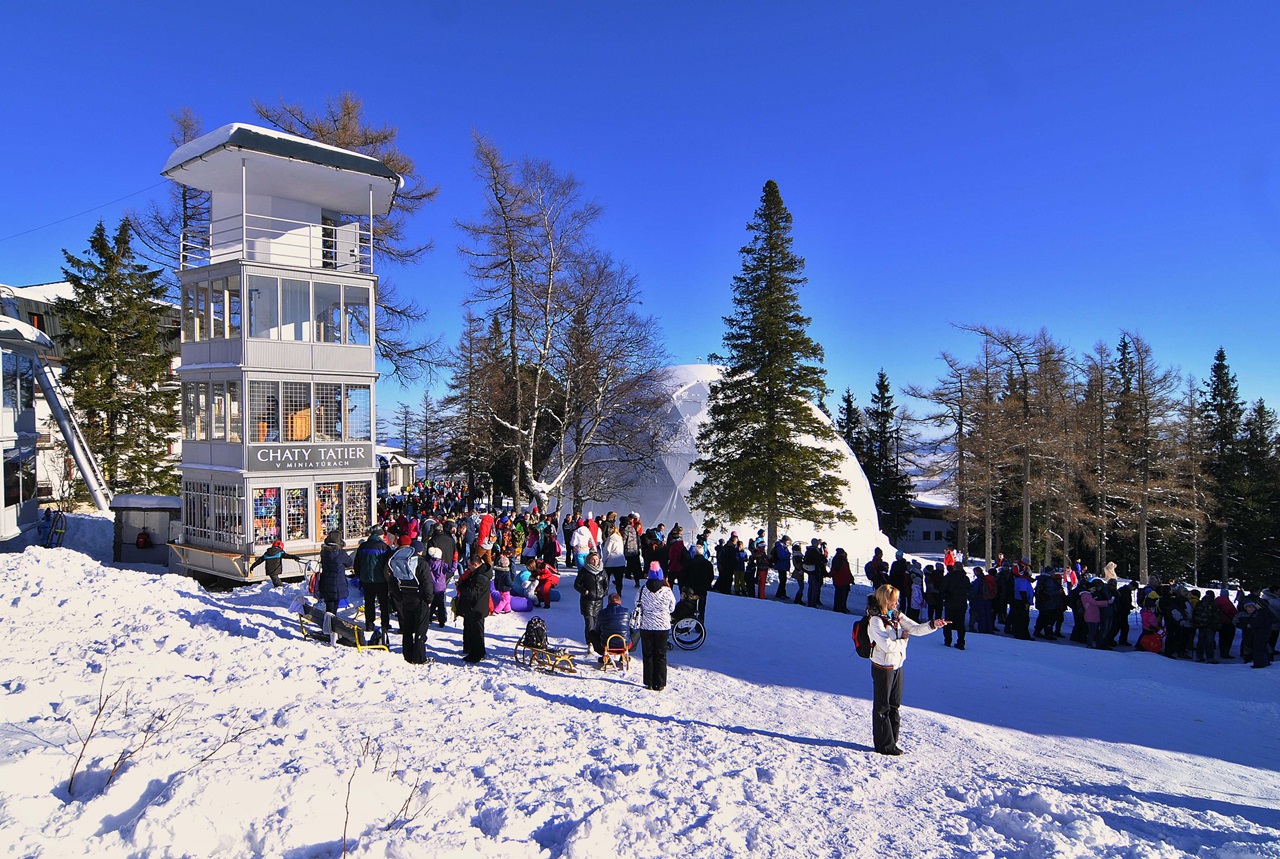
[586,364,895,564]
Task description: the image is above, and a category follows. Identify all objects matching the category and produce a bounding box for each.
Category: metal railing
[179,212,373,274]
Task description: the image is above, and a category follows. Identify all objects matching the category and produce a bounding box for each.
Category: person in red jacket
[475,510,496,564]
[1215,589,1240,659]
[830,547,854,613]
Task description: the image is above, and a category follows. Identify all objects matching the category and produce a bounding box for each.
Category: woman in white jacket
[868,584,948,755]
[635,561,678,691]
[601,522,628,596]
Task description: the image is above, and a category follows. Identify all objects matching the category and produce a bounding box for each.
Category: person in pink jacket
[1080,582,1113,649]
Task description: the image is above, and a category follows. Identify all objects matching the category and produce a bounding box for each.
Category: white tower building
[162,124,401,581]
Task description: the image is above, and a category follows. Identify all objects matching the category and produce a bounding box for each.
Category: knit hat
[648,561,664,580]
[398,534,412,547]
[896,550,904,559]
[428,546,443,560]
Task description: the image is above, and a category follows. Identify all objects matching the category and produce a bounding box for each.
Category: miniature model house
[162,124,401,580]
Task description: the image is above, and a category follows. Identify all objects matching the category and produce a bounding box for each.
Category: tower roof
[161,123,403,216]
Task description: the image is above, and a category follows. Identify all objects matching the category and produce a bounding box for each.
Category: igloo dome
[582,364,895,566]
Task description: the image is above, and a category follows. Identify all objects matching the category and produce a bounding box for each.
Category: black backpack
[521,616,548,650]
[852,617,874,658]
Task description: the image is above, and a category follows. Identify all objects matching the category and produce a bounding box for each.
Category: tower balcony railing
[179,213,373,274]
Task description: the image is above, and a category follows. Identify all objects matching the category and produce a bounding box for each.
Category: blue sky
[2,2,1278,414]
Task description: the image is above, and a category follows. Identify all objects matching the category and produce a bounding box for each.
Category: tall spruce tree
[862,370,916,543]
[1237,399,1280,589]
[1201,348,1245,585]
[688,180,851,543]
[54,219,180,496]
[835,387,867,462]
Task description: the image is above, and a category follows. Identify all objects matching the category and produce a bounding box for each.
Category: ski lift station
[0,307,111,547]
[163,123,402,582]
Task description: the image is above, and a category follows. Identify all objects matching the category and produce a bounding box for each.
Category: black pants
[640,629,668,690]
[834,585,850,613]
[582,600,602,646]
[607,566,627,595]
[363,581,392,632]
[462,615,486,661]
[430,591,447,627]
[774,568,788,599]
[1106,610,1131,646]
[1009,601,1031,639]
[398,593,431,664]
[943,604,966,647]
[1219,624,1236,658]
[626,555,642,586]
[791,570,805,603]
[694,591,708,623]
[871,663,903,753]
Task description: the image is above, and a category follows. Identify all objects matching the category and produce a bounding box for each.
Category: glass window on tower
[227,380,242,442]
[344,285,370,346]
[210,278,225,340]
[249,380,280,443]
[247,276,278,339]
[314,383,343,440]
[280,278,311,342]
[283,382,311,442]
[345,385,371,441]
[227,276,242,339]
[314,282,342,343]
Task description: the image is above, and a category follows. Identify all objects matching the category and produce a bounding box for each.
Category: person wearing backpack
[355,527,393,644]
[803,539,827,608]
[575,551,610,650]
[386,535,433,664]
[866,584,948,755]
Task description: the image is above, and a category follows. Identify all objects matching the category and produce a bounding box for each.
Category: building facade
[163,123,400,581]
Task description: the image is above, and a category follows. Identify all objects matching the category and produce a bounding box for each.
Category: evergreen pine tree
[688,180,851,543]
[53,219,180,496]
[835,387,867,462]
[1201,348,1245,585]
[1237,399,1280,590]
[863,370,916,543]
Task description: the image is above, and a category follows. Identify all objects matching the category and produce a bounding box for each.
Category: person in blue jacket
[250,540,303,588]
[317,529,354,614]
[593,593,635,660]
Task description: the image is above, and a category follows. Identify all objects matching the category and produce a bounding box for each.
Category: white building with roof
[163,123,401,582]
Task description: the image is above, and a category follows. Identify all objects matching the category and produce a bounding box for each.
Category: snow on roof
[109,494,182,510]
[6,281,75,304]
[162,123,402,216]
[0,315,54,351]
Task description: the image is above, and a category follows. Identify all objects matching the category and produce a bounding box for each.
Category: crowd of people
[858,553,1279,669]
[265,481,1278,685]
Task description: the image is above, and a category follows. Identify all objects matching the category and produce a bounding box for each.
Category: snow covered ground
[2,514,1278,858]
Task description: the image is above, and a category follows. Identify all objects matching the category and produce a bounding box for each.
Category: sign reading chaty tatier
[247,443,374,472]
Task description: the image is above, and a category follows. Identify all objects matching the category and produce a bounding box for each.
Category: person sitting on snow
[594,593,635,658]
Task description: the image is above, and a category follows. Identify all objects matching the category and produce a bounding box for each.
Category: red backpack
[852,618,874,658]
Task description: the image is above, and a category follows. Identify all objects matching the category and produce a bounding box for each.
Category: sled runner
[513,617,577,673]
[601,633,632,672]
[297,602,390,653]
